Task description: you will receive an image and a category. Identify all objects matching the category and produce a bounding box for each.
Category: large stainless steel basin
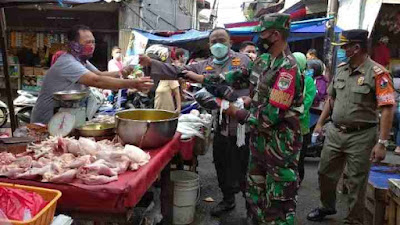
[115,109,178,149]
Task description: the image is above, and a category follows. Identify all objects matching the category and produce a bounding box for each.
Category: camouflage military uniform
[245,47,303,225]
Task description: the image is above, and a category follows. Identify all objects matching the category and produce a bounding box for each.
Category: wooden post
[0,8,17,132]
[323,0,339,80]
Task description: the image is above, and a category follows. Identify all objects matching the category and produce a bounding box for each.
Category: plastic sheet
[0,187,48,221]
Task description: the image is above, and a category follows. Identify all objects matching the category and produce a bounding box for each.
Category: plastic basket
[0,182,62,225]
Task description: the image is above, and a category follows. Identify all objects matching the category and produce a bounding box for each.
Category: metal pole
[0,8,17,133]
[323,0,339,80]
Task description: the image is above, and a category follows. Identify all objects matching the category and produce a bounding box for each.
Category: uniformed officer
[138,28,251,217]
[215,13,304,225]
[307,29,395,224]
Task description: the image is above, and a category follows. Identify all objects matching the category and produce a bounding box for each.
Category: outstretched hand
[182,70,204,83]
[132,76,154,92]
[139,55,152,67]
[121,65,134,78]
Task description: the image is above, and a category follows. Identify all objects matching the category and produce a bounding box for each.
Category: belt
[333,123,377,133]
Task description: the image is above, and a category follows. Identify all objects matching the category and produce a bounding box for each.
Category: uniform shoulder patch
[205,65,213,71]
[373,65,386,75]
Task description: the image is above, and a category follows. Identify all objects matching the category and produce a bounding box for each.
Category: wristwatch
[378,139,389,148]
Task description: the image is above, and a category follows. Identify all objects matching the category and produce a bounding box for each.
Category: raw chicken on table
[0,136,151,185]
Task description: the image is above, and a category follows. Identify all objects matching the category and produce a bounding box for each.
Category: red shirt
[372,43,391,67]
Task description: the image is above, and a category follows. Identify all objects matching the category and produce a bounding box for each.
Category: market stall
[0,0,119,133]
[368,2,400,73]
[0,133,180,223]
[0,2,187,224]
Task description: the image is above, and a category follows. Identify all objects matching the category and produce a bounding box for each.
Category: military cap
[254,13,291,33]
[332,29,368,46]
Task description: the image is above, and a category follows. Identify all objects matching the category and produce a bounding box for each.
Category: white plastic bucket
[171,171,200,225]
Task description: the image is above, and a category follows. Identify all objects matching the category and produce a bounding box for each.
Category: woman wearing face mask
[108,46,123,72]
[138,27,252,217]
[306,59,328,108]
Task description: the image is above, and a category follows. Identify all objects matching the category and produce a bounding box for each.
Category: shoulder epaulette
[373,65,386,75]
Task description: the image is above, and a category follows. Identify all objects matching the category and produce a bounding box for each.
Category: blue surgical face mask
[305,68,314,77]
[337,48,348,63]
[210,43,229,59]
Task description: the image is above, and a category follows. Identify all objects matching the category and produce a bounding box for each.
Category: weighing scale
[48,90,88,137]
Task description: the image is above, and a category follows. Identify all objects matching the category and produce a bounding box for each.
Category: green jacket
[300,75,316,135]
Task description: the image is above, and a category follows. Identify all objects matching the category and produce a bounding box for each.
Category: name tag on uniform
[357,76,365,85]
[203,65,215,75]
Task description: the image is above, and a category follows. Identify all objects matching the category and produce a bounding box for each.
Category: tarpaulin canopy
[134,16,342,47]
[0,0,101,7]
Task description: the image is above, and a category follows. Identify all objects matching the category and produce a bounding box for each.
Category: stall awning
[130,17,342,52]
[0,0,101,7]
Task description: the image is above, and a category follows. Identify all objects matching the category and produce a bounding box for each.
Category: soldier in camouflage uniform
[202,13,304,224]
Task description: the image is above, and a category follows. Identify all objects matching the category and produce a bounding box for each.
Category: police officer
[214,13,303,225]
[307,29,395,224]
[138,27,251,217]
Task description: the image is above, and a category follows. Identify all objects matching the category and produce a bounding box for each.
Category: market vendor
[139,28,251,217]
[31,25,153,124]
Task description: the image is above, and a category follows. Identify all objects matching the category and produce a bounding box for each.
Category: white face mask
[113,52,122,60]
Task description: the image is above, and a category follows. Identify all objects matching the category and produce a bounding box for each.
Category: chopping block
[0,137,34,154]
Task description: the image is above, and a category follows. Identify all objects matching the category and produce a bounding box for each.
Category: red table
[0,133,181,223]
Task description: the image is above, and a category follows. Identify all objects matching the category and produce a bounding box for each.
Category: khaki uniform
[319,57,395,224]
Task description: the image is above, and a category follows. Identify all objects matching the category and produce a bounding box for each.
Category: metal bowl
[76,123,115,137]
[115,109,178,149]
[53,90,88,101]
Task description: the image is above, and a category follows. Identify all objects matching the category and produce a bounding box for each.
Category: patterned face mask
[69,41,95,62]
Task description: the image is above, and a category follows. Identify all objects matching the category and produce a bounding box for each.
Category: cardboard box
[34,67,44,76]
[22,67,34,76]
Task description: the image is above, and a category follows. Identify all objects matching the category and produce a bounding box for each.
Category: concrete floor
[191,148,400,225]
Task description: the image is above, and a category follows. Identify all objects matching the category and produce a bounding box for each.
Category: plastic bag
[0,209,11,225]
[0,187,48,221]
[87,87,105,120]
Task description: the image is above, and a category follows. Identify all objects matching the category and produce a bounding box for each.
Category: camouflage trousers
[246,126,302,225]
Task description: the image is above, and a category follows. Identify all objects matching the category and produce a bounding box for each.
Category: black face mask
[257,33,276,53]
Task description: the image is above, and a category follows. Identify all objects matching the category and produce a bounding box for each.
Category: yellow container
[0,182,62,225]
